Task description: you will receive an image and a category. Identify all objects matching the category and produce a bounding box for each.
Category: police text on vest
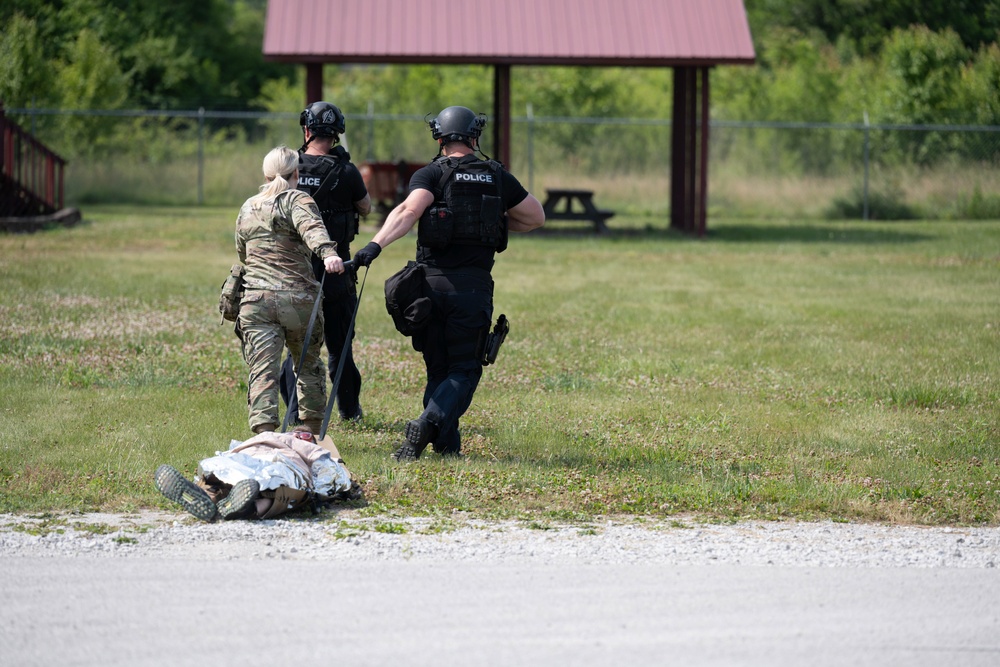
[454,173,493,183]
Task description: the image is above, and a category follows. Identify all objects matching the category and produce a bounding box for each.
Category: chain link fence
[8,107,1000,221]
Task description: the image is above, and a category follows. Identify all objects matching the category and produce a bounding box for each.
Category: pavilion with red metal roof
[263,0,755,235]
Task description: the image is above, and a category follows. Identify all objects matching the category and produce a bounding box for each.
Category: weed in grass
[71,522,117,535]
[525,520,554,531]
[418,521,456,535]
[332,527,366,540]
[11,518,69,537]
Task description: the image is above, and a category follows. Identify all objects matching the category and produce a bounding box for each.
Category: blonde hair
[252,145,298,202]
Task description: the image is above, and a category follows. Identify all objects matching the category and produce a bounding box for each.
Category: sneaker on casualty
[217,478,261,520]
[154,465,218,522]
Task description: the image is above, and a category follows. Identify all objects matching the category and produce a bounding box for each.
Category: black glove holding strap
[353,241,382,267]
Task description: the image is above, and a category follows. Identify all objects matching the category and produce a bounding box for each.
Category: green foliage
[349,63,493,158]
[760,29,841,123]
[877,26,970,124]
[952,185,1000,220]
[512,67,673,172]
[715,23,1000,174]
[54,28,128,110]
[0,0,294,110]
[715,28,846,173]
[873,27,971,164]
[961,42,1000,126]
[0,13,54,107]
[826,183,919,220]
[3,2,998,176]
[744,0,1000,56]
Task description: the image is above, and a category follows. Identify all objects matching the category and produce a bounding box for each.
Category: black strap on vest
[303,155,345,207]
[434,155,458,192]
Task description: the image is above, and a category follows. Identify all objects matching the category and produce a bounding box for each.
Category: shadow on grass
[707,222,932,244]
[531,221,932,245]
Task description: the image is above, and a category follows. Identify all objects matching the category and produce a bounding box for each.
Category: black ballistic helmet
[428,106,487,144]
[300,101,346,137]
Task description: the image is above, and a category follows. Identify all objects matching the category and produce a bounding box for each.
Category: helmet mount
[427,106,487,149]
[299,101,345,151]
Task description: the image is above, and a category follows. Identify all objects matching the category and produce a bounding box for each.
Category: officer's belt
[422,265,492,280]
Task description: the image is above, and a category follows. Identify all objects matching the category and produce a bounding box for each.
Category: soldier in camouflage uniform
[236,145,346,435]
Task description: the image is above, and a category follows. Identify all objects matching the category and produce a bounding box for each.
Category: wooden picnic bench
[359,160,424,214]
[541,188,615,233]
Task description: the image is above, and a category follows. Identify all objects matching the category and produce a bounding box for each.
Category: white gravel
[2,510,999,568]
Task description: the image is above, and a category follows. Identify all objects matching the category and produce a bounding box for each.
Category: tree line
[2,0,998,166]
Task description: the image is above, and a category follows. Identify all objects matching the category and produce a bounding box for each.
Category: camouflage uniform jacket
[235,189,337,292]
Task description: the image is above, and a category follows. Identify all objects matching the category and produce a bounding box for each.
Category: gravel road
[2,511,999,666]
[2,510,1000,567]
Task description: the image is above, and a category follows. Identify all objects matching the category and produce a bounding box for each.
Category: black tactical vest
[297,149,356,247]
[418,155,506,252]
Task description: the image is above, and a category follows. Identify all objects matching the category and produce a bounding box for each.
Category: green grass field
[1,206,998,525]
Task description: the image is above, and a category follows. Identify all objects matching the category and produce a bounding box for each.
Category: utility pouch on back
[481,314,509,366]
[218,263,246,323]
[480,194,503,244]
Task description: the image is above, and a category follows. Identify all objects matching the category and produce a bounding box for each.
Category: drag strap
[281,272,326,433]
[319,265,368,439]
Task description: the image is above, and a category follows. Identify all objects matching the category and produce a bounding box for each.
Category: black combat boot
[392,418,435,462]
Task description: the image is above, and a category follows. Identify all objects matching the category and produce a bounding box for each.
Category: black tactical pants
[412,268,493,455]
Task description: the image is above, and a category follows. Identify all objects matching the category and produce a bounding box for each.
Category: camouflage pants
[239,289,327,432]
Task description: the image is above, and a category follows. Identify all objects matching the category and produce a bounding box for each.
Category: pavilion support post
[306,63,323,106]
[685,67,698,232]
[670,66,711,236]
[493,65,511,167]
[697,67,711,237]
[670,67,690,232]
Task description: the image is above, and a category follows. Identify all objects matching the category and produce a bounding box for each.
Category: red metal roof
[264,0,755,66]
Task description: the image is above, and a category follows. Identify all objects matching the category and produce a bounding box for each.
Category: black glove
[352,241,382,267]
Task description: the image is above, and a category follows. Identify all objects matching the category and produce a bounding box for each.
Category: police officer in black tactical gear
[353,105,545,461]
[279,101,372,422]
